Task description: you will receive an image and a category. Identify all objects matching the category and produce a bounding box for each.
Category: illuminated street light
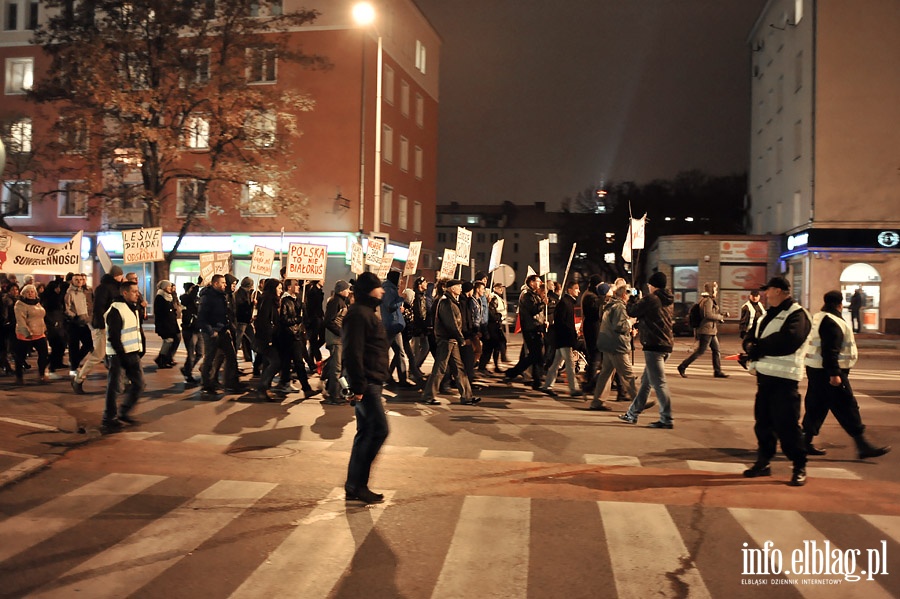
[353,2,383,235]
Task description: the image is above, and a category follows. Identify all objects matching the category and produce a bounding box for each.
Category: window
[415,40,426,74]
[383,65,394,104]
[413,201,421,234]
[1,180,31,217]
[177,179,207,217]
[185,115,210,149]
[794,51,803,92]
[398,194,408,230]
[414,146,423,179]
[380,184,392,225]
[247,47,276,83]
[399,136,408,172]
[59,116,88,152]
[400,80,409,117]
[415,93,424,128]
[27,1,37,29]
[793,120,802,159]
[181,49,210,87]
[241,181,276,216]
[4,1,17,30]
[245,109,276,148]
[5,57,33,94]
[59,180,88,217]
[120,52,150,89]
[382,124,393,163]
[476,233,485,243]
[437,232,446,243]
[5,117,32,153]
[776,137,783,173]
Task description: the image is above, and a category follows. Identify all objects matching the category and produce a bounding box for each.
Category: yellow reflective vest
[749,302,810,381]
[805,311,858,369]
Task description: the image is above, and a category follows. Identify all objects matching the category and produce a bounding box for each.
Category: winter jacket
[235,286,255,324]
[627,288,674,353]
[277,293,305,345]
[434,292,465,344]
[254,281,281,347]
[196,285,229,336]
[153,291,181,339]
[91,273,121,329]
[551,292,578,348]
[517,288,546,333]
[64,284,94,322]
[596,296,632,354]
[15,297,47,339]
[341,293,390,394]
[697,295,726,336]
[324,293,349,340]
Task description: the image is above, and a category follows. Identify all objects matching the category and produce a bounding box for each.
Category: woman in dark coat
[153,280,181,368]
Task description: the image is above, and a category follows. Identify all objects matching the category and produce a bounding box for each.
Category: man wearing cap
[619,271,675,428]
[343,272,390,504]
[421,279,481,405]
[742,276,812,486]
[739,289,766,339]
[322,279,351,403]
[801,290,890,460]
[504,274,547,389]
[72,265,124,394]
[540,279,583,397]
[479,282,507,372]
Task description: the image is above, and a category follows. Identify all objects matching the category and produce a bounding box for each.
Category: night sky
[414,0,768,209]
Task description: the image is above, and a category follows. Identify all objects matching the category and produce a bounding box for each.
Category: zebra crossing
[1,472,898,598]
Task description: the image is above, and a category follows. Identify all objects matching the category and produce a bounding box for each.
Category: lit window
[177,179,207,217]
[59,180,88,217]
[381,185,392,225]
[383,65,394,104]
[181,49,210,87]
[5,57,34,94]
[5,118,32,153]
[382,124,393,163]
[242,181,277,216]
[415,40,426,74]
[398,195,408,230]
[245,109,276,148]
[466,216,478,225]
[1,180,31,217]
[186,115,210,149]
[399,137,408,172]
[247,47,276,83]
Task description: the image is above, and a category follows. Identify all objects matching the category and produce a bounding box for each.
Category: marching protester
[540,279,583,397]
[304,279,325,372]
[801,290,890,460]
[382,270,413,388]
[13,284,50,385]
[101,280,146,431]
[179,280,202,386]
[591,285,637,411]
[0,281,17,375]
[197,274,241,397]
[64,273,93,376]
[504,274,546,389]
[253,278,283,401]
[40,278,68,379]
[72,265,124,395]
[153,280,180,369]
[276,279,319,399]
[479,282,507,373]
[235,277,257,365]
[322,279,351,404]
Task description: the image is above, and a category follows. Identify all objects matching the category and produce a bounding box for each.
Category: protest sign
[350,242,365,275]
[122,227,164,264]
[403,241,422,276]
[249,245,275,276]
[439,248,457,280]
[377,252,394,280]
[286,243,327,281]
[455,227,472,265]
[538,238,550,275]
[488,239,504,272]
[365,237,385,266]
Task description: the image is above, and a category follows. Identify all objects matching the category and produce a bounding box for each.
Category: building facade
[1,0,440,298]
[748,0,900,332]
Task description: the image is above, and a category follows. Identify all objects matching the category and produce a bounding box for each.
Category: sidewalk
[1,330,896,490]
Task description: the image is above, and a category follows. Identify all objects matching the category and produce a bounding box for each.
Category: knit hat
[240,276,254,289]
[109,265,124,277]
[462,281,474,294]
[334,279,350,293]
[648,272,667,289]
[823,290,843,307]
[597,282,611,297]
[386,270,401,285]
[157,280,172,290]
[353,272,381,297]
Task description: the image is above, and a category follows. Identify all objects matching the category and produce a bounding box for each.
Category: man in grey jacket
[589,285,638,411]
[678,281,729,379]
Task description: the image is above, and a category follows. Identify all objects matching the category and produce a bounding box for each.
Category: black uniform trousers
[801,366,865,438]
[753,373,807,468]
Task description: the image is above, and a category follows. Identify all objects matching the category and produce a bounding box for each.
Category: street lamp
[353,2,383,235]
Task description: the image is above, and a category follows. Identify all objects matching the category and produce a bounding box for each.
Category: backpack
[688,301,703,329]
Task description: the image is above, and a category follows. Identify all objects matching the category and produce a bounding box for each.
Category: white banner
[631,216,646,250]
[403,241,422,276]
[350,242,365,275]
[365,237,385,267]
[286,243,327,281]
[376,252,394,280]
[249,245,275,276]
[488,239,504,272]
[0,228,82,275]
[122,227,164,264]
[455,227,471,266]
[538,238,550,275]
[439,248,457,280]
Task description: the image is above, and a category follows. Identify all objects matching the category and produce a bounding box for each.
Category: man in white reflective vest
[801,290,890,459]
[102,280,146,432]
[741,276,812,486]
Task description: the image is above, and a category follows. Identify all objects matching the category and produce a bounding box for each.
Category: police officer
[742,276,811,486]
[801,290,890,460]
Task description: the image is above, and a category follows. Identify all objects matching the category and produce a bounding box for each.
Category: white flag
[621,220,633,264]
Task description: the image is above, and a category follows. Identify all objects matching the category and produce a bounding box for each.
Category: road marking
[687,461,860,480]
[729,507,893,597]
[0,416,58,431]
[431,495,530,599]
[479,449,534,462]
[115,431,163,441]
[598,500,711,599]
[0,457,47,488]
[185,433,239,445]
[229,487,393,599]
[380,445,428,456]
[30,479,276,599]
[584,454,642,467]
[861,514,900,545]
[0,473,166,562]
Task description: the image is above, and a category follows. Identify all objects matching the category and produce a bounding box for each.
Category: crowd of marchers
[0,265,889,493]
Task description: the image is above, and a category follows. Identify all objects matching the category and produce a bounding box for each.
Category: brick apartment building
[1,0,439,297]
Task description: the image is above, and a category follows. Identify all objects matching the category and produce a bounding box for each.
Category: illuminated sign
[787,232,809,251]
[877,231,899,248]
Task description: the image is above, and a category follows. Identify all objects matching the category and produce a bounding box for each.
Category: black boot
[803,432,827,456]
[854,435,891,460]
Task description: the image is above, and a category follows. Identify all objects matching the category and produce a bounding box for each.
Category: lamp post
[353,2,382,235]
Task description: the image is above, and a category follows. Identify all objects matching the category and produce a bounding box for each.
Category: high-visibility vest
[749,302,809,381]
[805,311,858,369]
[104,302,144,356]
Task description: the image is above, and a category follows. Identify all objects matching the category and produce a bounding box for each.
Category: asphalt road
[0,335,898,598]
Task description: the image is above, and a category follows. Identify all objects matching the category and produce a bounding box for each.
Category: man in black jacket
[276,279,318,399]
[504,274,547,389]
[322,279,351,403]
[197,274,241,396]
[72,265,124,394]
[540,280,583,397]
[343,272,390,504]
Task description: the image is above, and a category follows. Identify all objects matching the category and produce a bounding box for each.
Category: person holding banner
[73,265,125,395]
[13,284,50,385]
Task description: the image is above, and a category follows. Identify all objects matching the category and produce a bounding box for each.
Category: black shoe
[184,376,199,388]
[117,414,140,426]
[540,388,558,397]
[714,372,730,379]
[743,462,771,478]
[397,380,417,389]
[223,384,249,394]
[304,389,322,400]
[790,468,807,487]
[255,389,280,402]
[345,488,384,504]
[420,398,440,405]
[460,397,481,405]
[677,365,687,378]
[71,379,85,394]
[805,443,827,456]
[101,418,123,432]
[200,387,219,399]
[588,401,611,411]
[647,421,673,429]
[858,445,891,460]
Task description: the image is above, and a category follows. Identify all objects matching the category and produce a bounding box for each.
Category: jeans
[542,346,579,394]
[76,327,107,384]
[104,352,145,421]
[388,332,408,382]
[67,320,93,371]
[423,339,473,401]
[679,334,722,374]
[626,350,673,424]
[201,330,237,389]
[235,322,255,362]
[345,382,389,493]
[181,328,198,376]
[257,343,282,391]
[324,338,343,399]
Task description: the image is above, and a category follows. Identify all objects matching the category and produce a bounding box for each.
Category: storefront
[782,228,900,333]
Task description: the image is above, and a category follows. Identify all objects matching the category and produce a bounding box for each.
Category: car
[672,301,694,337]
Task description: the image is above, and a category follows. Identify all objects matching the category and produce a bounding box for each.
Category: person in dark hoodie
[101,280,146,431]
[209,273,243,392]
[322,279,351,403]
[72,265,124,394]
[254,278,283,401]
[40,278,68,379]
[153,280,180,369]
[276,279,318,399]
[197,274,239,396]
[619,271,676,429]
[342,272,390,504]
